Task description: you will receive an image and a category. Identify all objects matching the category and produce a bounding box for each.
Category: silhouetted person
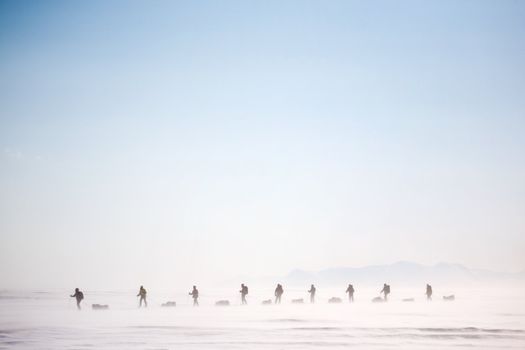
[308,284,316,303]
[189,286,199,306]
[380,283,391,301]
[346,284,355,302]
[137,285,147,307]
[239,284,248,304]
[70,288,84,310]
[274,284,283,304]
[426,284,433,301]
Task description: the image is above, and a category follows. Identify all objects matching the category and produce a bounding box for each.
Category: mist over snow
[284,261,525,287]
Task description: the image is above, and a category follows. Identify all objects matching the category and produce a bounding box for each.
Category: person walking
[426,284,433,301]
[308,284,316,303]
[70,288,84,310]
[380,283,391,301]
[189,286,199,306]
[240,284,248,305]
[346,284,355,302]
[274,284,283,304]
[137,285,147,307]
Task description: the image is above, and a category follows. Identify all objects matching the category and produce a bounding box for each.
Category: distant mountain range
[284,261,525,286]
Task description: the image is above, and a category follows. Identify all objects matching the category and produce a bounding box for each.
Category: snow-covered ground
[1,286,524,349]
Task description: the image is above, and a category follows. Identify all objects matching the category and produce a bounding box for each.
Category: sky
[0,0,524,290]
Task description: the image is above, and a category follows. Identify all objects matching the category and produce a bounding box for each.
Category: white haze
[1,286,525,349]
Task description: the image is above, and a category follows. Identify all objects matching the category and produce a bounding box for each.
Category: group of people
[307,283,354,303]
[70,283,434,309]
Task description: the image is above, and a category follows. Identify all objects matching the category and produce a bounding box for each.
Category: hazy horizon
[1,0,525,291]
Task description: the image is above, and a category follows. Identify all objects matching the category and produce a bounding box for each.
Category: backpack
[244,286,248,295]
[78,291,84,300]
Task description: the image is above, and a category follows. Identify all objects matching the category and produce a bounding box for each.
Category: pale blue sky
[1,0,524,289]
